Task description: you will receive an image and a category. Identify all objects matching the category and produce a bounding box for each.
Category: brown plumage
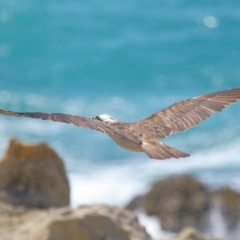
[0,87,240,160]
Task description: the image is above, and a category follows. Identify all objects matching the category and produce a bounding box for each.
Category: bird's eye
[95,116,101,121]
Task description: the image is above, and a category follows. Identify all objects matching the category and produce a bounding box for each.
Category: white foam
[69,139,240,207]
[69,162,148,207]
[137,209,174,239]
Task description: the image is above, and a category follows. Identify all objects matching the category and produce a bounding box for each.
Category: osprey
[0,87,240,160]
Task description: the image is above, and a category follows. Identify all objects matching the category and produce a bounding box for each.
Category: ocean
[0,0,240,238]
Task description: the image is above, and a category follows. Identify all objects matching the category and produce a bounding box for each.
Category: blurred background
[0,0,240,228]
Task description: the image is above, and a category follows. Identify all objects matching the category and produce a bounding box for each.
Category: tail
[141,138,190,160]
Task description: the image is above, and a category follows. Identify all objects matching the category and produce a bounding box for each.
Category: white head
[94,114,118,123]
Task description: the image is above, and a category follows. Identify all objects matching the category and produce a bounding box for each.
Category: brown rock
[125,195,144,211]
[142,175,209,232]
[170,227,228,240]
[0,203,152,240]
[0,138,70,208]
[211,188,240,233]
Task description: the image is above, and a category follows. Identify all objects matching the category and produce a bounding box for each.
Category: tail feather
[141,138,190,160]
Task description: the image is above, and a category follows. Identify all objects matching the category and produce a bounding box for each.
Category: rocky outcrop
[0,138,235,240]
[47,205,151,240]
[170,227,228,240]
[0,138,70,208]
[0,202,151,240]
[209,188,240,238]
[126,176,240,239]
[211,188,240,228]
[140,175,209,232]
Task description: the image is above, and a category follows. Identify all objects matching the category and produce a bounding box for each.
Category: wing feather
[0,109,145,143]
[0,109,123,136]
[137,87,240,138]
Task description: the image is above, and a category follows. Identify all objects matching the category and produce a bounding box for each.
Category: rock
[0,203,152,240]
[0,138,70,208]
[170,227,228,240]
[141,175,209,232]
[48,205,152,240]
[126,195,144,211]
[126,176,240,239]
[211,188,240,227]
[210,188,240,238]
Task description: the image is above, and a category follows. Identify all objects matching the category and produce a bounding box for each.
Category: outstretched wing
[0,109,123,136]
[136,87,240,138]
[0,109,149,143]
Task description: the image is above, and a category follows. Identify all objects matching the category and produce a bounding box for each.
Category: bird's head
[93,114,118,123]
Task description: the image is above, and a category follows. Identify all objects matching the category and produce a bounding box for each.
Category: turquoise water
[1,0,240,96]
[0,1,240,237]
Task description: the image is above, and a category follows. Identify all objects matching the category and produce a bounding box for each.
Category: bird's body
[0,87,240,160]
[109,134,143,152]
[95,114,143,152]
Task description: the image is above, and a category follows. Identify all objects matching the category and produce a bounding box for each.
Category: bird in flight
[0,87,240,160]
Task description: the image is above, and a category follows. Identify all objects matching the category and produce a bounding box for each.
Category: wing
[141,137,190,160]
[0,108,152,144]
[136,87,240,138]
[0,109,124,136]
